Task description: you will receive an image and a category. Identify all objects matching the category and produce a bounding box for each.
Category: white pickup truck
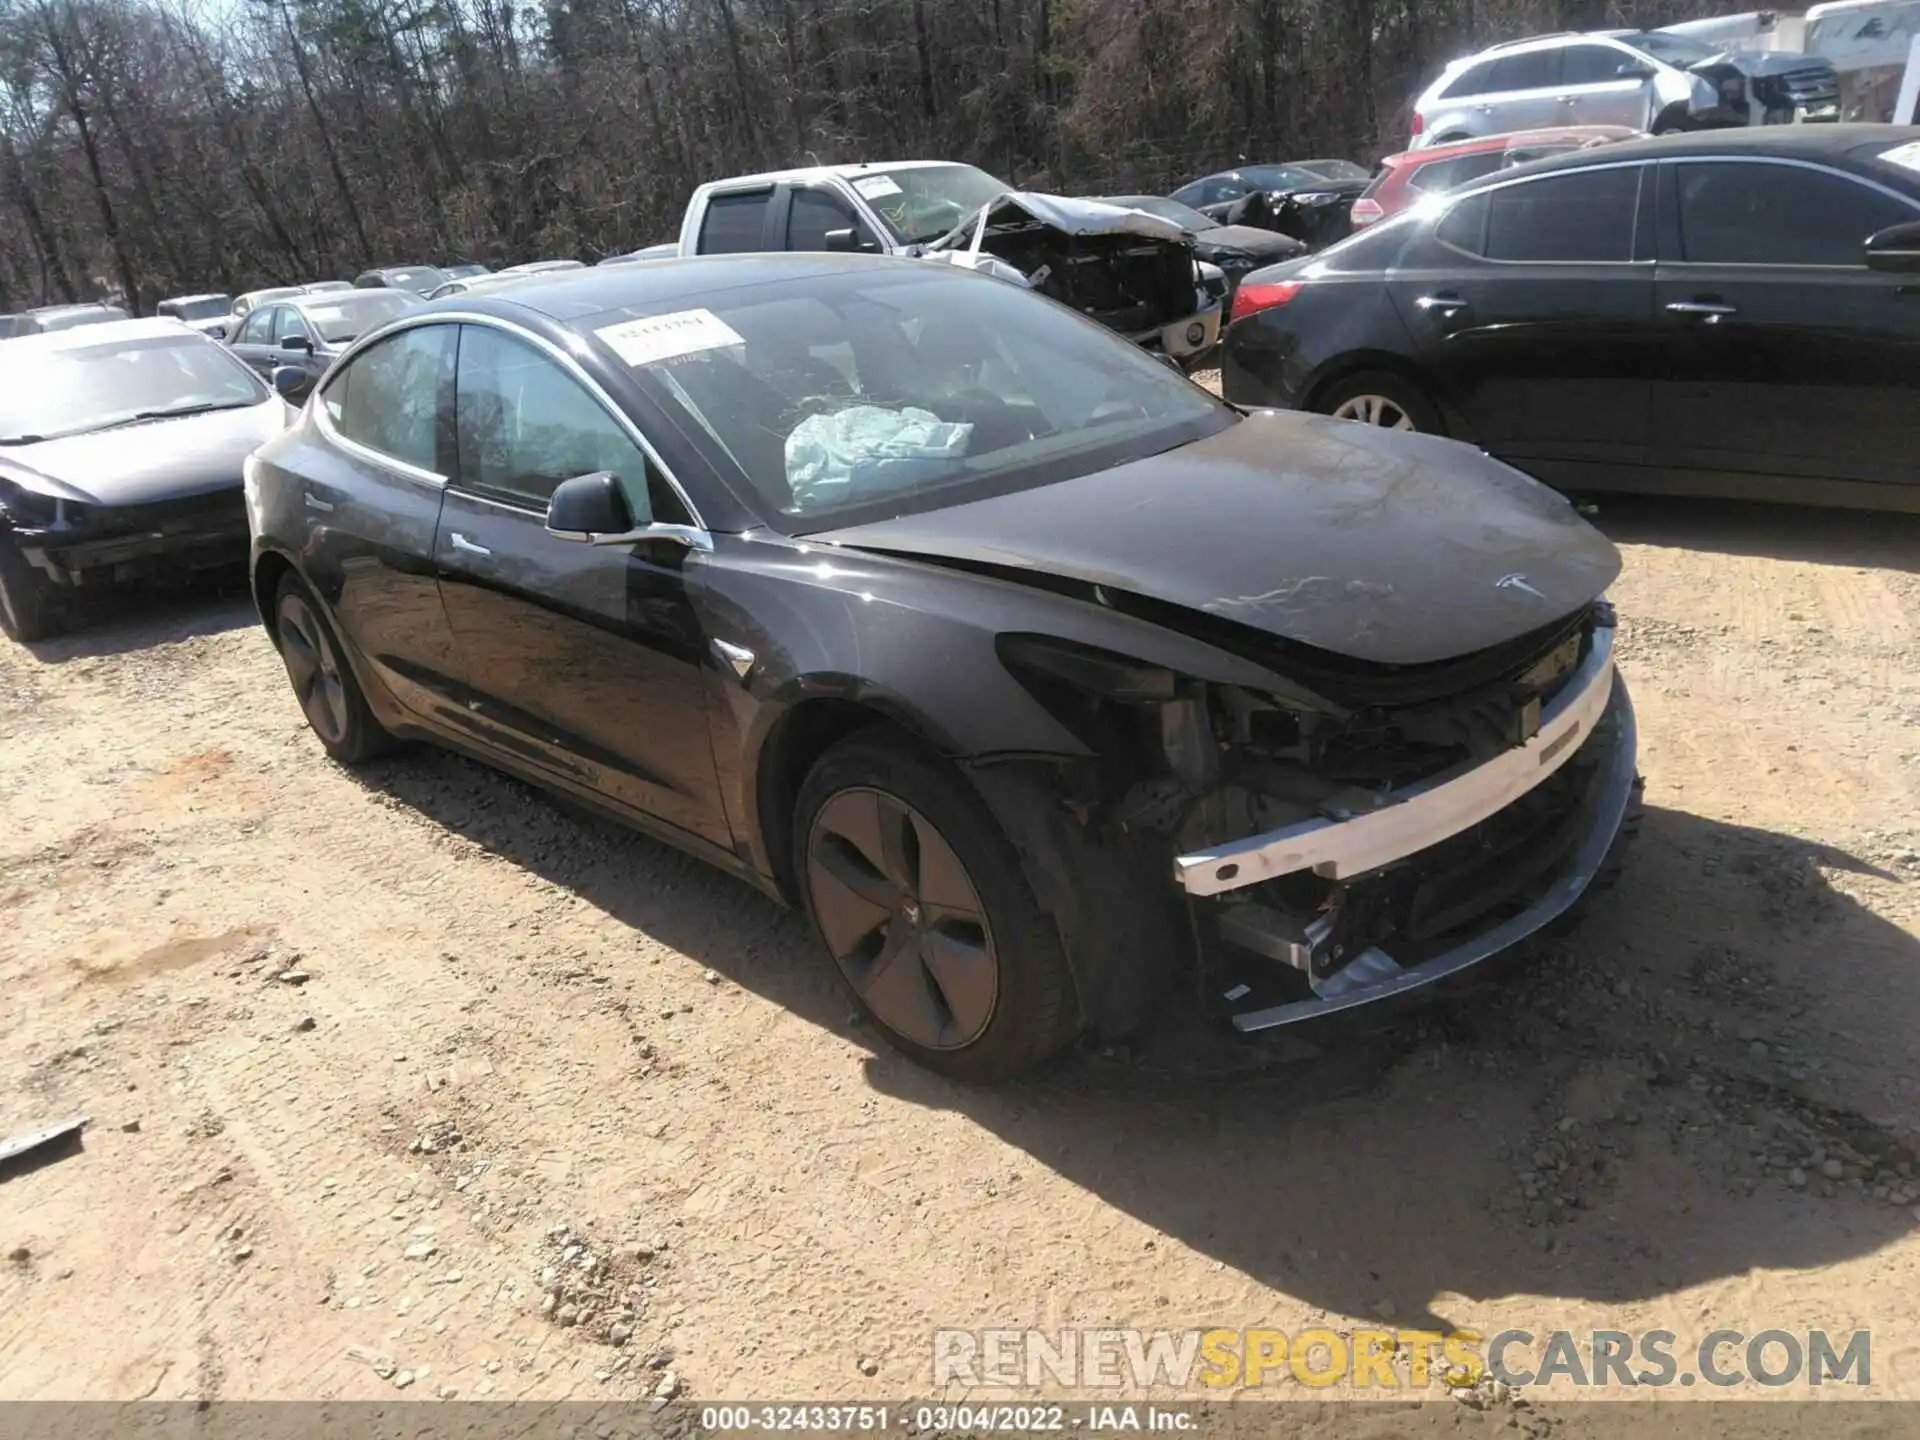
[672,160,1226,366]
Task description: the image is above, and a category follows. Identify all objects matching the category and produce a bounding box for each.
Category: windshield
[851,164,1013,245]
[0,334,265,443]
[162,297,231,322]
[302,292,421,343]
[1100,196,1218,231]
[591,266,1229,533]
[1621,30,1715,65]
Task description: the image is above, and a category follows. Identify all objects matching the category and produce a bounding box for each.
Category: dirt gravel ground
[5,496,1920,1413]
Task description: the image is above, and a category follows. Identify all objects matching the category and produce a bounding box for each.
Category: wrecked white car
[672,164,1224,365]
[922,192,1225,365]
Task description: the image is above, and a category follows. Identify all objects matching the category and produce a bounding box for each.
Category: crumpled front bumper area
[16,486,247,583]
[1175,622,1638,1030]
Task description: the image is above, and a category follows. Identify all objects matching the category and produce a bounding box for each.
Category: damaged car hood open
[814,410,1621,669]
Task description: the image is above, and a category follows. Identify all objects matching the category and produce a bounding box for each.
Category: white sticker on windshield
[851,174,903,200]
[594,308,745,368]
[1881,141,1920,175]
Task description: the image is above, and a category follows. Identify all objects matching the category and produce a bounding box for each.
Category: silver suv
[1411,30,1840,149]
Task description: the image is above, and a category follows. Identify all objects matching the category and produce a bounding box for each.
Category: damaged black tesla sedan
[247,255,1638,1080]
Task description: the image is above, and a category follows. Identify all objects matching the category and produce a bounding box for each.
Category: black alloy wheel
[793,732,1079,1080]
[0,534,63,643]
[273,572,390,763]
[807,787,999,1052]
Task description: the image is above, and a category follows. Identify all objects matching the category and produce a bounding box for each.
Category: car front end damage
[0,479,248,589]
[926,193,1224,363]
[1667,50,1842,127]
[969,599,1636,1038]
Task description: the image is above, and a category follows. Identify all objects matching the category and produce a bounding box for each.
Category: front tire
[0,534,64,643]
[1315,370,1445,434]
[272,572,391,764]
[794,731,1079,1081]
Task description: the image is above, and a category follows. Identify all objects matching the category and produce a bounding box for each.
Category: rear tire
[272,571,391,764]
[793,730,1080,1081]
[1314,370,1446,435]
[0,534,64,643]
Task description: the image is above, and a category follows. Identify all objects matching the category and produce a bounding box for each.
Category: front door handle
[449,531,492,557]
[304,493,334,514]
[1666,300,1737,322]
[1416,293,1470,317]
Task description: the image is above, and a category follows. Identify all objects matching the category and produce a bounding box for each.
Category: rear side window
[699,190,773,254]
[331,323,454,473]
[1485,166,1640,262]
[1674,161,1914,265]
[1437,60,1497,101]
[1409,151,1507,195]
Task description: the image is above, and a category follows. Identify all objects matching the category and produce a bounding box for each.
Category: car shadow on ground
[10,567,256,663]
[356,749,1920,1329]
[1588,494,1920,574]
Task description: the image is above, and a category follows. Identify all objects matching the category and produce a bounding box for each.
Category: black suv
[1222,125,1920,513]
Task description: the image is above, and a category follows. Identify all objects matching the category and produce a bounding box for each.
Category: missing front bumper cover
[1174,620,1618,896]
[1225,680,1637,1031]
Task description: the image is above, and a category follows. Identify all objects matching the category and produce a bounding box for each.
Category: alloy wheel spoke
[860,929,950,1042]
[919,924,996,1041]
[808,837,895,957]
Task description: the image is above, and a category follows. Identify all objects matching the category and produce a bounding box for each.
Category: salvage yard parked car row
[13,120,1920,1084]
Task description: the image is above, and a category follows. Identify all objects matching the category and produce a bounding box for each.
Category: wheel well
[1651,101,1691,133]
[251,551,297,644]
[754,699,932,905]
[1303,356,1454,432]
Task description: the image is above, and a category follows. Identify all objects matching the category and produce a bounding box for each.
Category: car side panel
[249,420,466,725]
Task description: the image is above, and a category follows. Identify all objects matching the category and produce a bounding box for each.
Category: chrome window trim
[1662,154,1920,269]
[327,309,710,531]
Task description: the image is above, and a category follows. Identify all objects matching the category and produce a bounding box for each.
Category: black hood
[1194,225,1310,263]
[814,410,1620,668]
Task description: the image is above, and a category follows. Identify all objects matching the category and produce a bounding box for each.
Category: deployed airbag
[785,405,974,509]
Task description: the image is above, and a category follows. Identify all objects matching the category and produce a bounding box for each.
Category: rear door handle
[304,493,334,514]
[449,532,492,557]
[1666,300,1737,321]
[1416,293,1470,316]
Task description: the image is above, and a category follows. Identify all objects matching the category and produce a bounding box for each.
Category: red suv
[1350,126,1641,228]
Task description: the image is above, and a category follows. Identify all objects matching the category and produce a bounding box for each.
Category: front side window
[1675,161,1914,266]
[331,323,454,473]
[301,291,420,343]
[0,335,266,444]
[787,190,872,251]
[239,309,275,345]
[273,308,312,345]
[588,266,1228,532]
[1485,166,1640,262]
[1560,44,1641,85]
[453,325,657,514]
[1484,50,1561,93]
[698,190,773,254]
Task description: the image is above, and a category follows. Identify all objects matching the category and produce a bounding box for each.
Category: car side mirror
[1865,221,1920,273]
[270,365,311,401]
[281,334,312,353]
[824,227,878,254]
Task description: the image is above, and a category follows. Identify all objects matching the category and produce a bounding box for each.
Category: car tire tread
[0,534,64,644]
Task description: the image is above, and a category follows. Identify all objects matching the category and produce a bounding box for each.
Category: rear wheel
[0,535,63,643]
[273,572,391,764]
[1315,370,1445,435]
[794,731,1079,1081]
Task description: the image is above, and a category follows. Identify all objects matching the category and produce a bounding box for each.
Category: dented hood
[815,410,1621,667]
